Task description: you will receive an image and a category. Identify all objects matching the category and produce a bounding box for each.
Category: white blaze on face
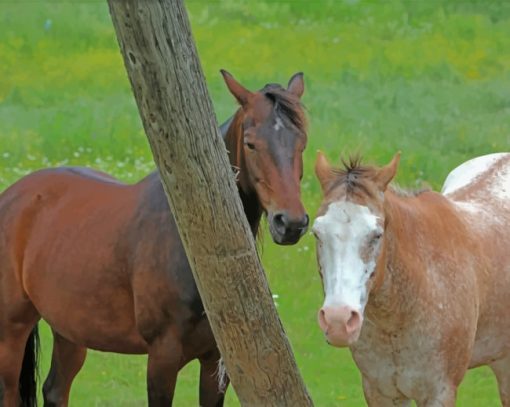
[313,201,382,312]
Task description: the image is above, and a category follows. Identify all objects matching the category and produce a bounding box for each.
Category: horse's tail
[19,324,39,407]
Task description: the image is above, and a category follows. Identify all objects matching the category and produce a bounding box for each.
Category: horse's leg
[0,320,39,407]
[490,356,510,406]
[364,393,411,406]
[42,330,87,407]
[416,385,457,407]
[146,330,183,406]
[362,378,411,407]
[199,350,227,407]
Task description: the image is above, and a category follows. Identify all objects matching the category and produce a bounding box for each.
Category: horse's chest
[351,325,450,400]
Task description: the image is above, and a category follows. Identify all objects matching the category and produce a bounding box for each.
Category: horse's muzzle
[268,212,309,245]
[318,305,363,347]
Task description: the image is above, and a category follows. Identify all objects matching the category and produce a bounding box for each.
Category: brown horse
[312,152,510,406]
[0,71,308,407]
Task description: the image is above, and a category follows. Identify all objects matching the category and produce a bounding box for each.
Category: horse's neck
[224,110,263,236]
[138,171,171,212]
[366,190,457,328]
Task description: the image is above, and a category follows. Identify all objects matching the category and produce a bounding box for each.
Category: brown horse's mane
[261,84,307,132]
[329,155,429,198]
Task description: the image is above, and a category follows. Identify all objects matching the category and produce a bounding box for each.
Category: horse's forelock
[263,88,306,132]
[328,156,428,198]
[328,156,378,197]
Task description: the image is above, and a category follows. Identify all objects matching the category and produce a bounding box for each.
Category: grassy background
[1,0,509,405]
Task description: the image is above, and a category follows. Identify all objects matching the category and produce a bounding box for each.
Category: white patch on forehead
[313,201,379,240]
[441,153,507,195]
[313,201,381,312]
[273,117,284,131]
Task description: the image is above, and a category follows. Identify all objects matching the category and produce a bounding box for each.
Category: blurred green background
[1,0,509,405]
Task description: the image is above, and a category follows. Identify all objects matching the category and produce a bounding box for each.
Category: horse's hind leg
[490,356,510,406]
[199,349,227,407]
[42,330,87,407]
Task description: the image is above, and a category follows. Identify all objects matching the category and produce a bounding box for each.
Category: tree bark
[107,1,313,405]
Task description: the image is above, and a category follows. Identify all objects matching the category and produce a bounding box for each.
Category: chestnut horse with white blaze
[312,152,510,406]
[0,71,308,407]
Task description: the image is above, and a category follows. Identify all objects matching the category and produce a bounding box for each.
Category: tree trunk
[107,1,313,405]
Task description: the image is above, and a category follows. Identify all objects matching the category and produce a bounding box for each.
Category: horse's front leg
[490,355,510,406]
[146,329,183,406]
[199,349,228,407]
[362,377,411,407]
[416,384,457,407]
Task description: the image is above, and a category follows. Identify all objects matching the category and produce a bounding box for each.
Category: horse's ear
[220,69,253,106]
[315,151,334,194]
[287,72,304,98]
[375,152,401,191]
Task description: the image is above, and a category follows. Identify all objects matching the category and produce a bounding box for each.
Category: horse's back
[440,152,510,247]
[441,152,510,206]
[50,166,122,183]
[0,166,133,251]
[0,166,128,211]
[0,166,135,261]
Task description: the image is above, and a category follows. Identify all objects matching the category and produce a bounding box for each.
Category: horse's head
[221,70,308,245]
[312,152,400,347]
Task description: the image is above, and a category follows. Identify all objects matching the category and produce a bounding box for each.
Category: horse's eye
[371,233,382,244]
[245,142,256,150]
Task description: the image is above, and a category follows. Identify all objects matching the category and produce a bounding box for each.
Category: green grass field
[1,1,509,405]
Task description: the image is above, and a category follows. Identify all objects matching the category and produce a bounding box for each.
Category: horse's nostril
[302,214,309,228]
[318,308,328,331]
[273,213,287,229]
[319,308,326,321]
[346,310,361,332]
[272,213,309,237]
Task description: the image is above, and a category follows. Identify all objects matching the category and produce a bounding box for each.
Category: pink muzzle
[318,305,363,347]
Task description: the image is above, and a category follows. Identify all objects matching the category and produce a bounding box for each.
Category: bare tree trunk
[107,1,313,405]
